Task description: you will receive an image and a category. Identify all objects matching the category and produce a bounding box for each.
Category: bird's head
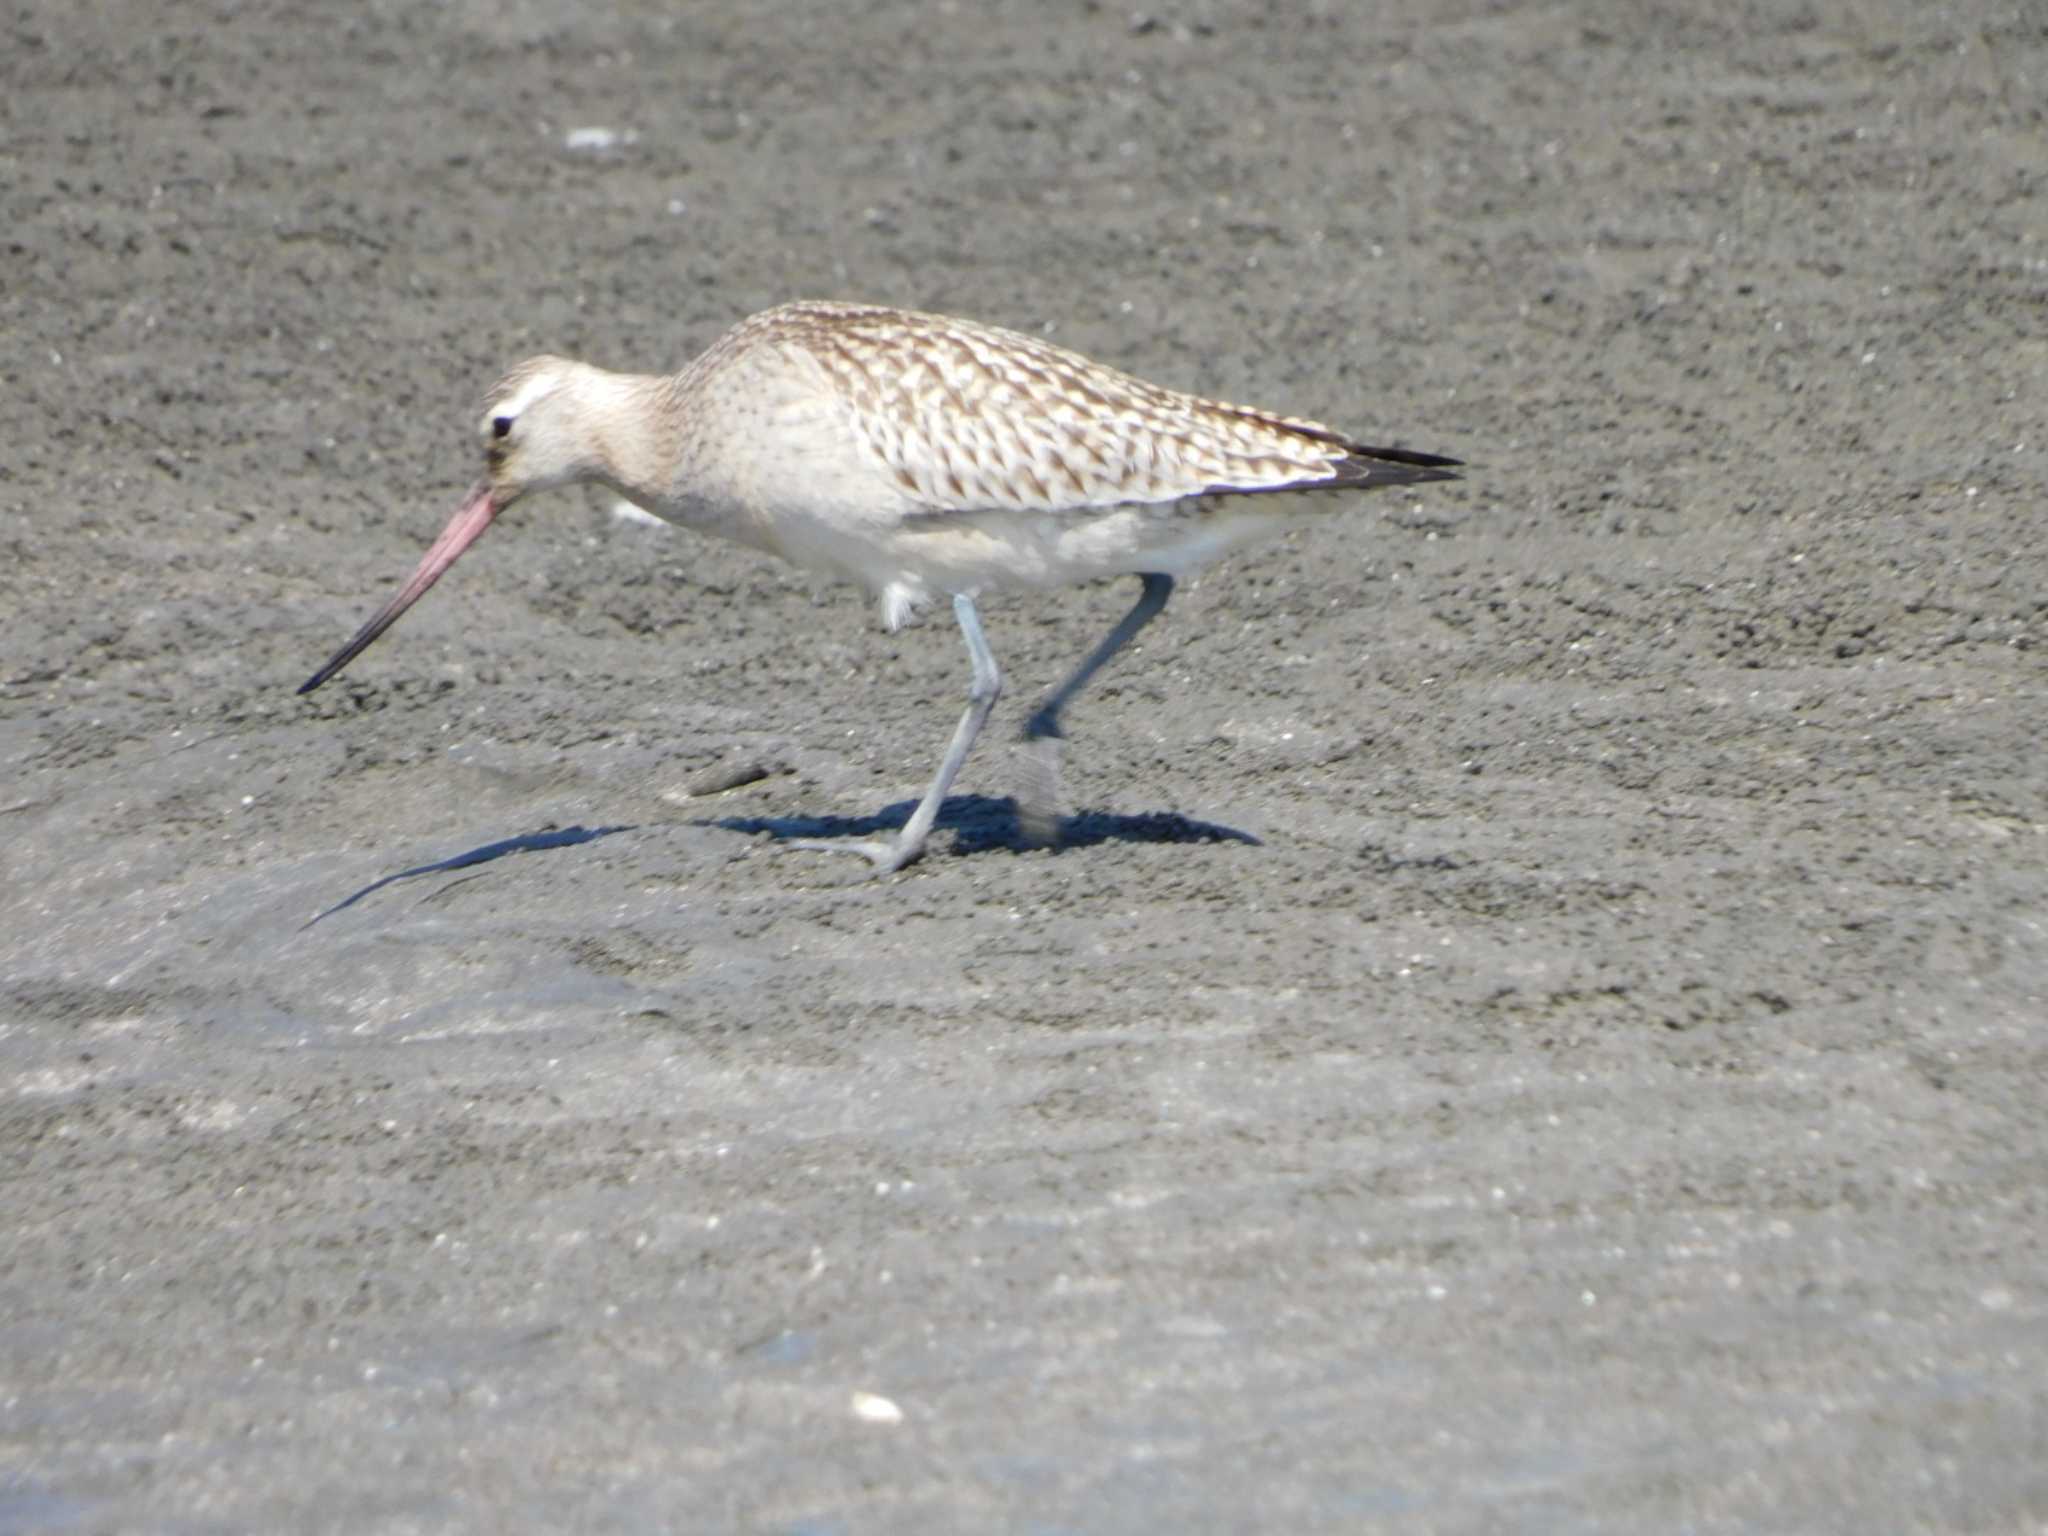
[476,355,611,510]
[295,356,611,696]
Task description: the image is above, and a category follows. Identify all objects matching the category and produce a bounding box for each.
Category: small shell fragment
[850,1391,903,1426]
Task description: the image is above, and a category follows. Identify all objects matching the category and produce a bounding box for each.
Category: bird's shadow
[302,823,635,928]
[710,793,1260,857]
[301,799,1254,927]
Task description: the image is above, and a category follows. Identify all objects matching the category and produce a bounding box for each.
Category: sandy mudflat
[4,1,2045,1530]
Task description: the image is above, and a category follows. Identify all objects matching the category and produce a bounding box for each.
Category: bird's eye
[492,415,514,439]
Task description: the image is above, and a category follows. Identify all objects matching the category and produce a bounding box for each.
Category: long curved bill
[297,481,498,695]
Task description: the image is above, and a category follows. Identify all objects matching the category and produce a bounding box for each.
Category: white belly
[772,499,1298,627]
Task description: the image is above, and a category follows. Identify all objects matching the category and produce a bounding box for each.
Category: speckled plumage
[306,300,1460,874]
[698,301,1376,513]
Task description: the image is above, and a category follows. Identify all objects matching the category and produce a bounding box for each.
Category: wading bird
[299,302,1459,873]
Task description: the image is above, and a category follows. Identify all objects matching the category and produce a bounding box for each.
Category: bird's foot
[1014,734,1067,849]
[784,836,925,875]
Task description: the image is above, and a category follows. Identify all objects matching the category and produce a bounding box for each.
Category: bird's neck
[578,368,683,504]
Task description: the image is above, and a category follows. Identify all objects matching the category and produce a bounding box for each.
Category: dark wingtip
[1346,442,1464,470]
[1215,444,1463,497]
[1325,451,1462,491]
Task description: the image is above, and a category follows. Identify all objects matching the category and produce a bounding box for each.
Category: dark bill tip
[297,481,497,695]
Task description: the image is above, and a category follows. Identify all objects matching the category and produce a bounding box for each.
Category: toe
[784,837,923,875]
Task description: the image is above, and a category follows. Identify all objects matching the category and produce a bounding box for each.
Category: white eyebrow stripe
[492,371,559,425]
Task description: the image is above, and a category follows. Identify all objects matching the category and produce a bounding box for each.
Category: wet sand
[4,1,2045,1529]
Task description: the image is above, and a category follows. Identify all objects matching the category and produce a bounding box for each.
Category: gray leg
[1016,572,1174,847]
[792,593,1002,875]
